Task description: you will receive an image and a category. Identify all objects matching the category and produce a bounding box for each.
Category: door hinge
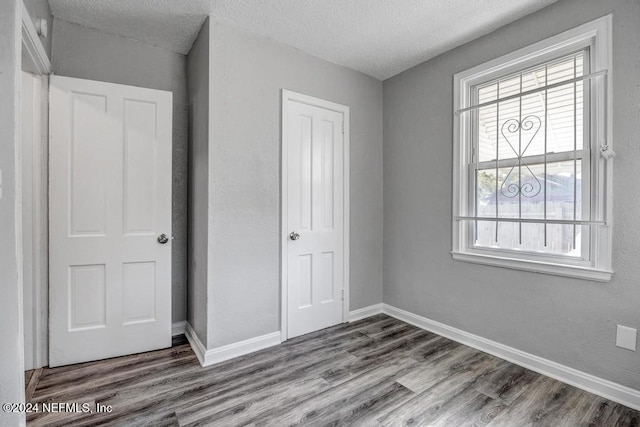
[342,122,345,134]
[341,289,344,301]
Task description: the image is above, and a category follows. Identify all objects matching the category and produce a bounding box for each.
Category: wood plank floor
[26,315,640,426]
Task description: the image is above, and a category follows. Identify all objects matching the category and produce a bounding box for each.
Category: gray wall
[186,19,210,346]
[51,19,189,324]
[0,1,25,425]
[23,0,53,59]
[383,0,640,390]
[207,20,383,347]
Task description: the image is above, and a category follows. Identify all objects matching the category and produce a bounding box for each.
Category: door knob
[157,234,169,244]
[289,231,300,241]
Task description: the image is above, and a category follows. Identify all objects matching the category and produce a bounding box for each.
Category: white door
[49,75,173,367]
[283,92,348,339]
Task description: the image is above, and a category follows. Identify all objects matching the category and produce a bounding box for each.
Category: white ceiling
[49,0,557,80]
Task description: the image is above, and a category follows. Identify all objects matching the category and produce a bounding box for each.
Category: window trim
[452,15,613,282]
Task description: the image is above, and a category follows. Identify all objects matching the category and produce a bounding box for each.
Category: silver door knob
[157,234,169,244]
[289,231,300,241]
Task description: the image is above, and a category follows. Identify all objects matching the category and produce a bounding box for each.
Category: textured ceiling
[49,0,556,80]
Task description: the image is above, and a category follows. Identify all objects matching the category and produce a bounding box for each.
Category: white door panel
[285,97,346,339]
[49,75,172,367]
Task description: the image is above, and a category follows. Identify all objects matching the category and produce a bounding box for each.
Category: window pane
[474,160,584,257]
[476,52,585,162]
[546,79,584,154]
[474,222,587,257]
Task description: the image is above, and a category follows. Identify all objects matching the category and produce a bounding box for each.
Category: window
[452,16,613,281]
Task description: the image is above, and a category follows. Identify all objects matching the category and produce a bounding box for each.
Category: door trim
[22,72,50,369]
[21,4,51,370]
[21,3,52,75]
[280,89,350,342]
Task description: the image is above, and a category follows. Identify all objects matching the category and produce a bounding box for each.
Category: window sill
[451,251,613,282]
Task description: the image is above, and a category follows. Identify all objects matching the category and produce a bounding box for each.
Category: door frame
[280,89,350,342]
[21,2,52,370]
[21,71,50,370]
[22,2,52,76]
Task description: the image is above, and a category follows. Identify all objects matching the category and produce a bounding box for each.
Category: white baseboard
[202,331,281,367]
[184,323,281,367]
[184,323,207,366]
[382,303,640,411]
[172,321,186,336]
[349,303,384,322]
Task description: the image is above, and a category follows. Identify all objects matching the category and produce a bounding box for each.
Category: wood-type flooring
[25,314,640,426]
